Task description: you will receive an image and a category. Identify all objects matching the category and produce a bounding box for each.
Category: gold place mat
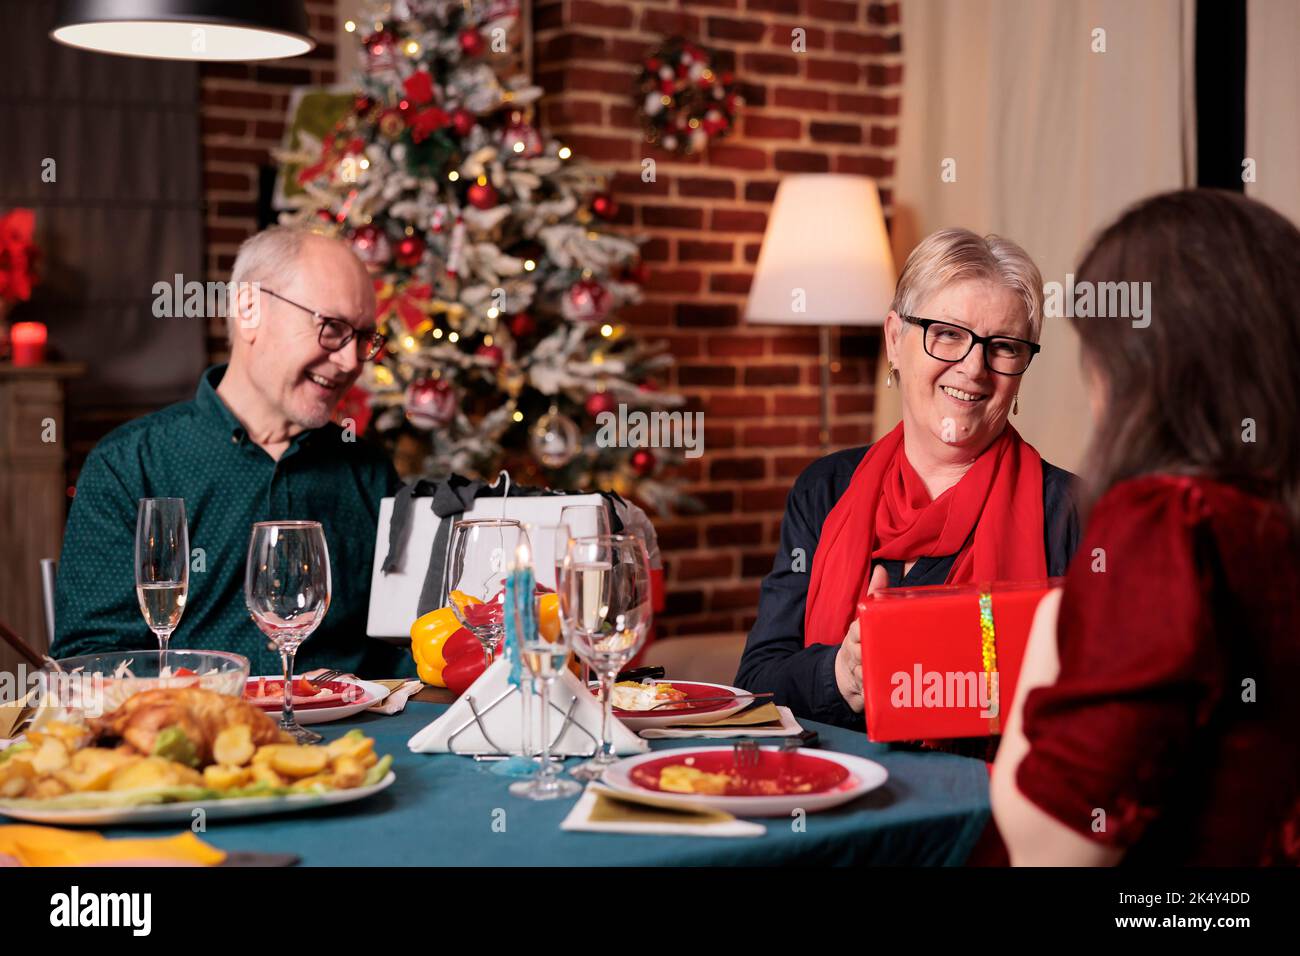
[587,786,736,826]
[670,701,782,728]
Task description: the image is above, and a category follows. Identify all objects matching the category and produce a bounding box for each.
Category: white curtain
[1246,0,1300,226]
[878,0,1194,473]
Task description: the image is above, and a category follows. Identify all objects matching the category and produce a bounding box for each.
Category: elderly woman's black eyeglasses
[263,289,386,361]
[901,315,1041,376]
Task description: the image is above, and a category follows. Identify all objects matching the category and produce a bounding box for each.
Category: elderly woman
[736,228,1079,730]
[991,190,1300,865]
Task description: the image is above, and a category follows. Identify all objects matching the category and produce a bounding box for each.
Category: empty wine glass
[561,533,652,781]
[245,521,331,744]
[135,498,189,653]
[445,519,526,670]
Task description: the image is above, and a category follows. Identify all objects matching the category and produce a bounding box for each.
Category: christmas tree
[278,0,688,512]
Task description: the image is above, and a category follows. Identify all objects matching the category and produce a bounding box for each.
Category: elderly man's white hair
[226,224,326,343]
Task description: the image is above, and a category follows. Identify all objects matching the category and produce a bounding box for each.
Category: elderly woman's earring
[886,361,897,388]
[1012,394,1020,415]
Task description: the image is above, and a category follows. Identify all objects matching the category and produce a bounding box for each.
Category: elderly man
[53,226,412,678]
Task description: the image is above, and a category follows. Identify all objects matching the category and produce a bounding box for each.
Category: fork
[305,669,344,687]
[733,739,760,770]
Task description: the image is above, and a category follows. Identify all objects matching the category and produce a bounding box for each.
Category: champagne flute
[245,521,331,744]
[509,534,581,800]
[562,533,652,781]
[445,519,526,670]
[558,504,609,685]
[135,498,189,653]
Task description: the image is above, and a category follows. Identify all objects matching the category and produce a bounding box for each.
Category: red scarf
[803,422,1046,646]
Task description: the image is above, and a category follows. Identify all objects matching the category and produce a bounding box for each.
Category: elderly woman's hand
[835,565,889,711]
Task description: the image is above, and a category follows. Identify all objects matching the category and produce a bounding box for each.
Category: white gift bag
[366,486,608,641]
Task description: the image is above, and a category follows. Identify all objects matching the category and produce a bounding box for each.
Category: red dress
[1016,474,1300,865]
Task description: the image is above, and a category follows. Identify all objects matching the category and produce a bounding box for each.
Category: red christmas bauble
[562,277,611,324]
[508,312,536,338]
[585,391,616,417]
[395,234,425,268]
[404,377,457,429]
[475,343,504,367]
[354,95,374,114]
[451,108,476,137]
[458,28,485,57]
[467,180,498,209]
[350,225,390,266]
[630,449,656,476]
[590,192,618,220]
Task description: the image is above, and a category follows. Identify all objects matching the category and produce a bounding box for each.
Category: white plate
[601,747,888,817]
[245,677,388,725]
[592,680,754,732]
[0,771,396,826]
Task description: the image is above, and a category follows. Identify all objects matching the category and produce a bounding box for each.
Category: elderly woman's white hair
[890,228,1044,342]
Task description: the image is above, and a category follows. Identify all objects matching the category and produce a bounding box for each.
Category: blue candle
[504,539,536,689]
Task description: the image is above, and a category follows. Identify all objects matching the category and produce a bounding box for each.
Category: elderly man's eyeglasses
[901,315,1041,376]
[263,289,386,361]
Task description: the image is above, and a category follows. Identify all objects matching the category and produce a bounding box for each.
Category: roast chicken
[89,687,290,763]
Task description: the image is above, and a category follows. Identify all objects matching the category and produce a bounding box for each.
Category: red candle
[10,322,47,366]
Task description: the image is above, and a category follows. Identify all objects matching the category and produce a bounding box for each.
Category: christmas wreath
[637,37,740,155]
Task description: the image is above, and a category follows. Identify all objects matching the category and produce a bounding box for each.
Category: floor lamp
[744,175,896,446]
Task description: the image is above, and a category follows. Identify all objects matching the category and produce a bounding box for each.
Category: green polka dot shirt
[52,364,416,679]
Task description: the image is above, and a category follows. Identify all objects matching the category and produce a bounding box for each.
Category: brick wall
[198,0,341,360]
[183,0,902,640]
[533,0,902,637]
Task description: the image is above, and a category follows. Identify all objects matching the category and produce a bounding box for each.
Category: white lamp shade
[744,174,896,326]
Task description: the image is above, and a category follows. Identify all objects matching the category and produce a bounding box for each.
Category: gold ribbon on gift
[978,590,1001,733]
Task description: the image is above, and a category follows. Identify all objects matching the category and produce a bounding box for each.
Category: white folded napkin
[561,784,766,838]
[638,705,804,740]
[407,660,649,756]
[368,679,422,715]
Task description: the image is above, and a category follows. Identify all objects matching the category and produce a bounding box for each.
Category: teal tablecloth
[113,701,992,866]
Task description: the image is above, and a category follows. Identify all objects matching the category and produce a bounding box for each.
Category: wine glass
[509,533,581,800]
[245,521,331,744]
[559,504,610,541]
[445,519,526,670]
[561,533,652,781]
[135,498,189,653]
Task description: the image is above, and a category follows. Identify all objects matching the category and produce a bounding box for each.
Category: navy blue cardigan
[734,444,1080,731]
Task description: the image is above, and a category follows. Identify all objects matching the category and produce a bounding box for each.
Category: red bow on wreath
[0,208,40,304]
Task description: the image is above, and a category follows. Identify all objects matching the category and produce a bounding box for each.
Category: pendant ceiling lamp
[51,0,314,61]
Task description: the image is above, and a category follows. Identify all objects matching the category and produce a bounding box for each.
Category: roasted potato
[329,756,366,789]
[31,738,71,775]
[203,764,253,791]
[0,757,35,798]
[326,734,374,763]
[108,756,202,792]
[212,725,255,767]
[250,763,286,788]
[269,746,329,779]
[55,748,139,793]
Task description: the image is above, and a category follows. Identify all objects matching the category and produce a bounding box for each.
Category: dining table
[99,694,993,866]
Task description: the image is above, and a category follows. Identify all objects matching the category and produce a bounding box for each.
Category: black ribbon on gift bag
[380,473,624,617]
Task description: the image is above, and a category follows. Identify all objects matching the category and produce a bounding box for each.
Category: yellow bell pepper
[409,607,467,687]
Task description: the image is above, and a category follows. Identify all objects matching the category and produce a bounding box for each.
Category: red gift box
[857,579,1061,742]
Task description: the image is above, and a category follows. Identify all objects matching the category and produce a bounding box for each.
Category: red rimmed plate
[601,746,888,816]
[591,680,753,731]
[243,677,387,725]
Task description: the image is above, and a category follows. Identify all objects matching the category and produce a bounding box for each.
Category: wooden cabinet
[0,363,83,675]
